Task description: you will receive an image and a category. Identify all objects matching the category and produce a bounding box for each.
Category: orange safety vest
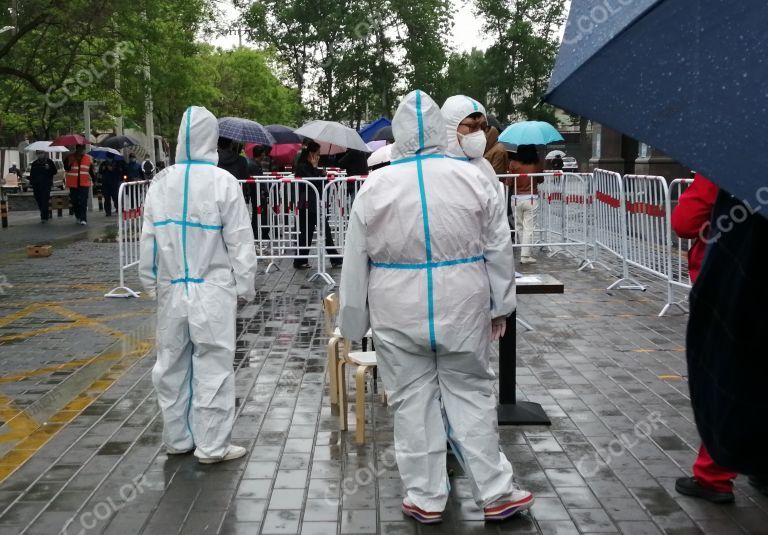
[65,154,93,188]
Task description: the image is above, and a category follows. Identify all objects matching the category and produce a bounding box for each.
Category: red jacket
[670,174,719,282]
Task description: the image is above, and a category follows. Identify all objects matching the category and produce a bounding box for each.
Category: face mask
[458,131,486,159]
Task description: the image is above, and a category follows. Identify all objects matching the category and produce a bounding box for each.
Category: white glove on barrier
[491,316,507,340]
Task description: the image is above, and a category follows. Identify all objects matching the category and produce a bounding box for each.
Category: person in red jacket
[671,173,738,503]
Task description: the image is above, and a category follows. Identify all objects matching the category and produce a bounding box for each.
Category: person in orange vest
[64,144,95,225]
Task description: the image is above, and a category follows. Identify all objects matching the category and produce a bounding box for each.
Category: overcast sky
[212,0,493,53]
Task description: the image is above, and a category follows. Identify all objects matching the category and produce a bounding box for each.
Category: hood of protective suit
[175,106,219,164]
[441,95,487,158]
[389,90,446,161]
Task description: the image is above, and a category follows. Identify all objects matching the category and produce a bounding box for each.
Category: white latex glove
[491,316,507,340]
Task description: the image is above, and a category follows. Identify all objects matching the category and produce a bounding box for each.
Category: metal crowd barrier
[623,174,671,283]
[105,180,151,298]
[321,175,367,280]
[660,178,694,316]
[241,177,333,285]
[498,172,590,259]
[583,169,645,290]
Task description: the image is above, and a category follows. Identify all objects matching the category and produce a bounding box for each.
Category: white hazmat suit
[339,90,518,512]
[139,106,257,460]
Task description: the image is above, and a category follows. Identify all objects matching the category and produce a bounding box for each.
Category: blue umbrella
[266,125,301,145]
[90,148,124,160]
[543,0,766,206]
[218,117,276,145]
[498,121,564,146]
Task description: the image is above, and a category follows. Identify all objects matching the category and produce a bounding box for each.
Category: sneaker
[166,446,194,455]
[749,476,768,496]
[675,477,734,503]
[79,220,87,226]
[520,256,537,264]
[401,499,442,524]
[484,490,535,522]
[293,262,310,269]
[331,259,343,268]
[197,445,248,464]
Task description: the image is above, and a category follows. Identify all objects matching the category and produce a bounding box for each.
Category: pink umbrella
[245,142,303,167]
[51,134,88,146]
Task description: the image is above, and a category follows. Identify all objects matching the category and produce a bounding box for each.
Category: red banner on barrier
[626,202,664,217]
[595,191,621,208]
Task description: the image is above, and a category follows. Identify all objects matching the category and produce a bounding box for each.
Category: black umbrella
[372,126,393,142]
[543,0,766,206]
[266,124,302,145]
[101,135,140,150]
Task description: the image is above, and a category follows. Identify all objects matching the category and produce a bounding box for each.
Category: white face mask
[458,130,486,159]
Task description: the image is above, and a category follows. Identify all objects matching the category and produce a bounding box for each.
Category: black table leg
[497,311,551,426]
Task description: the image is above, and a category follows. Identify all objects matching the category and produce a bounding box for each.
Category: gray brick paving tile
[529,497,570,521]
[341,485,377,509]
[613,521,664,535]
[300,521,338,535]
[236,479,272,500]
[693,518,748,535]
[568,508,619,533]
[339,509,377,534]
[218,519,261,535]
[101,511,152,535]
[726,505,768,533]
[244,461,279,480]
[303,498,339,523]
[268,488,306,510]
[24,511,78,535]
[262,509,301,534]
[274,469,309,489]
[182,510,227,535]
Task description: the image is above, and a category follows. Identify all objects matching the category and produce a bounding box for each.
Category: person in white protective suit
[441,95,500,184]
[339,90,533,524]
[139,106,257,464]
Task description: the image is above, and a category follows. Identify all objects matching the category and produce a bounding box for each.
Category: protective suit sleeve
[484,183,516,317]
[138,190,158,297]
[339,192,371,341]
[220,177,258,300]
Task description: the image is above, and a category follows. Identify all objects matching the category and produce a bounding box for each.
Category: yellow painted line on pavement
[0,393,39,444]
[0,303,45,329]
[631,349,657,353]
[658,375,684,380]
[0,311,144,343]
[0,340,153,483]
[8,283,111,292]
[0,296,107,309]
[0,351,121,384]
[44,304,128,340]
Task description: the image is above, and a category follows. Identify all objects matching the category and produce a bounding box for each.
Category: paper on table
[517,276,542,284]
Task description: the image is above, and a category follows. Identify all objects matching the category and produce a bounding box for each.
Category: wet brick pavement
[0,252,767,534]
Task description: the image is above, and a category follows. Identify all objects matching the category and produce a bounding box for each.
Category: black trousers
[70,187,89,222]
[295,211,338,266]
[103,183,120,216]
[32,185,51,221]
[250,184,270,240]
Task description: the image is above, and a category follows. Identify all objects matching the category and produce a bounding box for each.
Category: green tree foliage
[0,0,302,146]
[205,47,303,125]
[244,0,451,120]
[473,0,564,123]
